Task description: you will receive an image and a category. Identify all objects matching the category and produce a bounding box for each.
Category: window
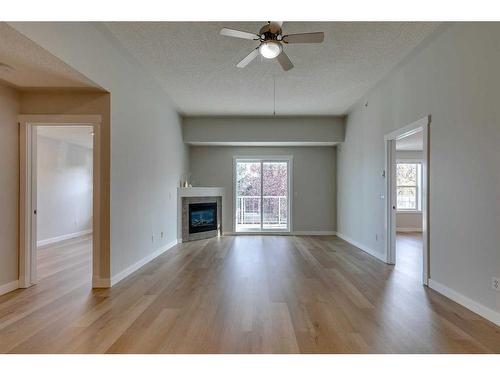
[234,157,291,232]
[396,162,422,211]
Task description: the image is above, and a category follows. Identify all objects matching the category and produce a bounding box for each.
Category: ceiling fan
[220,21,324,71]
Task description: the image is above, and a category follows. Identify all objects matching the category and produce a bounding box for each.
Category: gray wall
[37,135,93,243]
[189,146,337,233]
[396,212,422,231]
[12,23,189,279]
[0,83,19,288]
[183,116,345,145]
[396,150,423,160]
[337,23,500,314]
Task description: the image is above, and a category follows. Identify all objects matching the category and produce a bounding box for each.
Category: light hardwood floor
[396,232,423,282]
[0,234,499,353]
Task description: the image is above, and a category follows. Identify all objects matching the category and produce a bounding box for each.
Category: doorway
[384,115,430,285]
[234,156,292,233]
[35,126,93,283]
[18,115,101,288]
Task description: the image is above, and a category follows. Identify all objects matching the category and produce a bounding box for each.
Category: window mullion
[260,160,264,231]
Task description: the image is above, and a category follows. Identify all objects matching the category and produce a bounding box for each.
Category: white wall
[189,146,337,233]
[11,22,189,281]
[37,135,93,245]
[337,23,500,317]
[396,150,423,231]
[0,83,19,291]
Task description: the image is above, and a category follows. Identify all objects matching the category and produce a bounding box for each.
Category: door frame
[384,115,431,285]
[18,114,102,288]
[233,155,293,233]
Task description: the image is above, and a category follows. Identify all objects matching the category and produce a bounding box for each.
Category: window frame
[396,160,422,213]
[233,155,293,233]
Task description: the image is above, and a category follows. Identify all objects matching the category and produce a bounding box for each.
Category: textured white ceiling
[105,22,440,115]
[396,130,423,151]
[38,126,94,149]
[0,23,99,89]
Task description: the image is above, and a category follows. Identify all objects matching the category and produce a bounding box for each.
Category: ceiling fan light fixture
[222,22,324,70]
[259,41,282,59]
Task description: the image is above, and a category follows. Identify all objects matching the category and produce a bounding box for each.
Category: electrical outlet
[492,277,500,292]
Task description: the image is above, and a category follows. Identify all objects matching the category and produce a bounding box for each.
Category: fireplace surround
[178,187,225,242]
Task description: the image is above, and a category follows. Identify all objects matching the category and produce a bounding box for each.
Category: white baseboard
[37,229,92,247]
[396,227,423,233]
[292,231,337,236]
[223,231,337,236]
[109,239,179,287]
[335,232,387,263]
[0,279,19,296]
[428,279,500,327]
[224,231,291,236]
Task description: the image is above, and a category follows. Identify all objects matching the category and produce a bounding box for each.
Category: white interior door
[30,125,38,285]
[387,139,397,264]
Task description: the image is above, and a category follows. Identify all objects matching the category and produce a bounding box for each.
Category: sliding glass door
[235,157,291,232]
[262,161,288,230]
[235,161,262,231]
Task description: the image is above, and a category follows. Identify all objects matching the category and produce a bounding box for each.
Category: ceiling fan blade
[269,21,283,34]
[237,48,260,68]
[283,32,324,44]
[220,28,259,40]
[276,51,293,71]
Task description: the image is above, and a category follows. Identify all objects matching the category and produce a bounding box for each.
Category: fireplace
[189,202,218,234]
[179,190,223,242]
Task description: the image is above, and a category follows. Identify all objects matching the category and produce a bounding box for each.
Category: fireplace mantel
[177,187,225,242]
[177,187,225,198]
